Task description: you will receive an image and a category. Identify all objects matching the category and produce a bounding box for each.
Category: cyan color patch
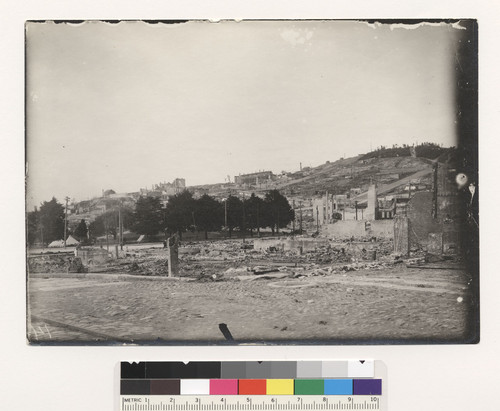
[324,379,353,395]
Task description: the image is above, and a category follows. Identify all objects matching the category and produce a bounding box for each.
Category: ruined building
[234,171,275,186]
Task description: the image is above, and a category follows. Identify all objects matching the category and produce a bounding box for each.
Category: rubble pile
[67,257,86,273]
[28,235,421,280]
[283,260,395,278]
[181,240,250,262]
[28,254,72,273]
[127,256,169,276]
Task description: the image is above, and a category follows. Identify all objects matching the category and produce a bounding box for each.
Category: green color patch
[294,379,324,395]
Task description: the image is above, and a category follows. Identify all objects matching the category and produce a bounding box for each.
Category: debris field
[27,237,474,343]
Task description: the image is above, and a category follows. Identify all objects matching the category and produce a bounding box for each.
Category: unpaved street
[28,264,474,344]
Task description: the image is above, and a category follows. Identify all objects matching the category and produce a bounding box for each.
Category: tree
[88,217,105,239]
[226,195,243,238]
[132,196,165,238]
[164,190,196,239]
[88,211,117,240]
[194,194,224,239]
[244,193,265,237]
[74,219,88,241]
[26,208,40,246]
[263,190,295,235]
[39,197,65,244]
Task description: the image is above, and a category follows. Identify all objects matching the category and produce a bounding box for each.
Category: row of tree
[26,190,295,245]
[360,142,453,161]
[137,189,295,240]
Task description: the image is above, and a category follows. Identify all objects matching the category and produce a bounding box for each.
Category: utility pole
[119,201,123,250]
[64,196,70,247]
[316,205,319,234]
[325,191,329,224]
[242,194,246,244]
[292,200,296,235]
[299,201,303,234]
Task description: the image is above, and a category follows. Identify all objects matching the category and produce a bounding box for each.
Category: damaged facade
[313,162,461,256]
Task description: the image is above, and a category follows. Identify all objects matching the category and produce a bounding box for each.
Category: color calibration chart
[119,361,386,411]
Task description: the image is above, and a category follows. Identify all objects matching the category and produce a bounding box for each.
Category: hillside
[190,145,455,199]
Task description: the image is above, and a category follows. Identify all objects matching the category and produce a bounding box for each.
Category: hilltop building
[234,171,275,186]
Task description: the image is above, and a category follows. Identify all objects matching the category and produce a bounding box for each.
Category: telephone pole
[299,201,303,234]
[119,201,123,250]
[242,193,246,244]
[316,205,319,234]
[64,196,70,247]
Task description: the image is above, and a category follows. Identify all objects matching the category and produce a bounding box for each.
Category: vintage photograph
[25,19,478,344]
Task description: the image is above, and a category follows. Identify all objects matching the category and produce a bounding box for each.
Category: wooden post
[167,233,180,277]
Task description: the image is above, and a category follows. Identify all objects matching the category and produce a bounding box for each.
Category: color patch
[146,362,221,379]
[294,379,324,395]
[321,361,348,378]
[210,379,238,395]
[195,362,222,379]
[270,362,296,378]
[239,379,266,395]
[180,379,210,395]
[150,380,180,395]
[296,362,322,378]
[245,362,272,378]
[266,379,294,395]
[347,360,374,378]
[120,379,150,395]
[324,379,353,395]
[221,362,246,379]
[121,362,146,379]
[353,379,382,395]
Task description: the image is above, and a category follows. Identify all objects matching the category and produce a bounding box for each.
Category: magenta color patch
[210,379,238,395]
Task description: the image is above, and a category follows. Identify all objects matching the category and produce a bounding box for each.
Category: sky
[26,20,464,209]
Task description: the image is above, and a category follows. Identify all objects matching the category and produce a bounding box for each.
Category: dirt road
[27,265,475,344]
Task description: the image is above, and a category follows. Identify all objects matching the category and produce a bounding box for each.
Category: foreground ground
[27,242,475,343]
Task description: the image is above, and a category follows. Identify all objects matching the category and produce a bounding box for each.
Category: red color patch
[238,379,267,395]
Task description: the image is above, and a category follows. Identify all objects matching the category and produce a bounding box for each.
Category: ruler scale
[119,362,386,411]
[120,396,382,411]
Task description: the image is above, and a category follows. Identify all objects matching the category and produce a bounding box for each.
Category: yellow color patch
[266,379,294,395]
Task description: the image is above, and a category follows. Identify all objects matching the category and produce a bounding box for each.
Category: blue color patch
[324,379,353,395]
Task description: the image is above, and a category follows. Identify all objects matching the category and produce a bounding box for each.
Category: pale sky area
[26,20,462,209]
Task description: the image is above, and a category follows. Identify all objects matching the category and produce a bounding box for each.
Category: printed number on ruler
[120,395,382,411]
